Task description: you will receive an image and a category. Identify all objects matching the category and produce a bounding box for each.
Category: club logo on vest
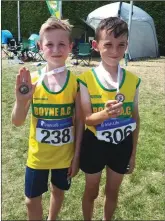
[115,93,125,102]
[90,95,102,99]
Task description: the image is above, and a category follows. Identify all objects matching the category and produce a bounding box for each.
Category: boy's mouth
[52,55,62,58]
[109,56,119,59]
[109,57,120,60]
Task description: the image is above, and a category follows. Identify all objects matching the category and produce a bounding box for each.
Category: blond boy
[11,17,83,220]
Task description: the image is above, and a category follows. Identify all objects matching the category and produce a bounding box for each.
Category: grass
[2,57,165,220]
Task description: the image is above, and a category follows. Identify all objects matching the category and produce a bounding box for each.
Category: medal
[19,84,29,94]
[115,93,125,102]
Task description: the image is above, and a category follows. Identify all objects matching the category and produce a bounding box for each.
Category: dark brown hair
[95,17,128,41]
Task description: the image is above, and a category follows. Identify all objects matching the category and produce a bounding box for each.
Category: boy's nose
[52,46,59,53]
[111,47,118,55]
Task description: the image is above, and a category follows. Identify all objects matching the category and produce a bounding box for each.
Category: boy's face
[40,29,72,67]
[92,29,128,67]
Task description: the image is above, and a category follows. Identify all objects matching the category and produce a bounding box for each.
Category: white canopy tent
[86,2,159,60]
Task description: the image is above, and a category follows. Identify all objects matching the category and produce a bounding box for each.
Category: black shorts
[80,129,133,174]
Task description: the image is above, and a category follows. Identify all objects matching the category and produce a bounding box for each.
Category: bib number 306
[97,125,132,144]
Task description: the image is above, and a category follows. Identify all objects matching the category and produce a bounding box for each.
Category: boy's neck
[101,61,118,76]
[46,63,66,72]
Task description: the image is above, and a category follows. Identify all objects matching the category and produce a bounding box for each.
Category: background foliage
[1,1,165,55]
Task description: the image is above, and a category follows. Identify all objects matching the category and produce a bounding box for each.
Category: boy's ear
[38,41,42,50]
[92,40,99,52]
[125,40,128,49]
[69,42,73,51]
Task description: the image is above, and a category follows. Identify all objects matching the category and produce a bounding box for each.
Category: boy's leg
[103,167,124,221]
[25,166,49,220]
[80,129,106,220]
[25,196,43,220]
[103,133,133,220]
[48,183,64,221]
[48,168,71,220]
[82,172,102,221]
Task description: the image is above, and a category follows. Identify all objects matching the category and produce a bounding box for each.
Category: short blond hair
[39,16,73,42]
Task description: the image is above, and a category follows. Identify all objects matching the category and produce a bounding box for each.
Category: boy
[78,17,141,220]
[11,17,83,220]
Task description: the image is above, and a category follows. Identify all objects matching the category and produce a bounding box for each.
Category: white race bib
[36,118,74,146]
[96,118,136,145]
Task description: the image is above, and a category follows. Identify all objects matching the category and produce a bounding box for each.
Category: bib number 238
[40,128,71,145]
[36,118,74,146]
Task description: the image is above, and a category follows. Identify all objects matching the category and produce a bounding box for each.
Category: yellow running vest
[78,68,141,144]
[27,68,78,169]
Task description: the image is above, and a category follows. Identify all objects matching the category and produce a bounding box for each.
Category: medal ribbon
[117,64,120,93]
[37,65,66,85]
[99,63,121,94]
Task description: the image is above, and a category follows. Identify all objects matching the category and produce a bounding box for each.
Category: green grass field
[2,57,165,220]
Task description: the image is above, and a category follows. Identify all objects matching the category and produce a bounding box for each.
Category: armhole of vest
[136,78,141,89]
[30,100,33,115]
[77,78,87,87]
[77,82,80,92]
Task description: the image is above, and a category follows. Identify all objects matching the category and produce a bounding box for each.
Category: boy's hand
[67,156,79,178]
[15,67,36,103]
[126,155,136,174]
[105,100,123,118]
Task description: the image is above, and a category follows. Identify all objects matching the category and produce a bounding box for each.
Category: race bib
[36,118,74,146]
[96,118,136,145]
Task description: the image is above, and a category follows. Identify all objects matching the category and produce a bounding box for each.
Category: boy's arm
[79,83,122,126]
[11,67,36,126]
[11,100,31,126]
[127,87,140,173]
[132,87,140,157]
[74,91,84,158]
[68,91,84,178]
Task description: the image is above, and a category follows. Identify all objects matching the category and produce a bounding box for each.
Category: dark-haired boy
[78,17,141,220]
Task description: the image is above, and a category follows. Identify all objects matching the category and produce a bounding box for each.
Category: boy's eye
[59,43,65,46]
[46,43,53,46]
[105,43,112,47]
[119,44,126,47]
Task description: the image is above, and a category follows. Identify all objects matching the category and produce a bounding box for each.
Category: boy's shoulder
[77,69,93,78]
[123,68,141,88]
[69,70,78,78]
[123,68,139,78]
[68,70,80,84]
[30,70,39,78]
[30,70,40,83]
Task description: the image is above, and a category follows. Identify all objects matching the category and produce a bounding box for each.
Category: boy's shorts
[80,129,133,174]
[25,167,71,198]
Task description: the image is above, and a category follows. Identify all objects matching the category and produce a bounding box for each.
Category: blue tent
[28,33,40,46]
[1,30,13,44]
